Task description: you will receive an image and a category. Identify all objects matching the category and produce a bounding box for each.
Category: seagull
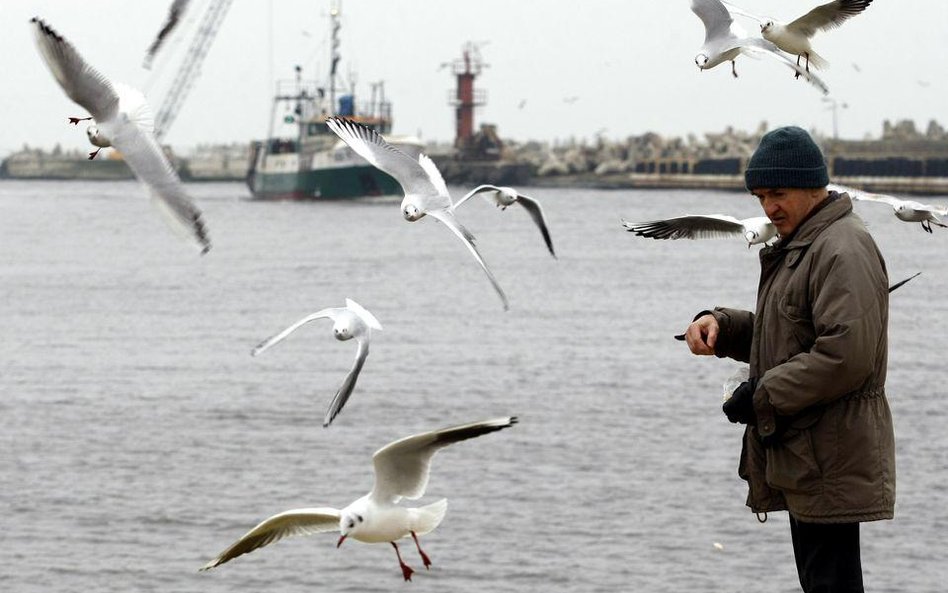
[724,0,873,76]
[454,185,557,258]
[830,183,948,233]
[200,416,518,581]
[325,116,509,310]
[691,0,830,94]
[31,17,210,254]
[621,214,777,246]
[251,298,382,427]
[143,0,191,69]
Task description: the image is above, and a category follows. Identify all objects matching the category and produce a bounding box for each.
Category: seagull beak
[337,535,347,548]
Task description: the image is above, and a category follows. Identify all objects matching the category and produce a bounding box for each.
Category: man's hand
[685,314,719,355]
[723,378,758,425]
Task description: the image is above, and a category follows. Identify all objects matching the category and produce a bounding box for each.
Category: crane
[154,0,235,141]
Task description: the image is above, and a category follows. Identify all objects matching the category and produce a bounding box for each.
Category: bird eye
[347,520,355,529]
[356,515,363,523]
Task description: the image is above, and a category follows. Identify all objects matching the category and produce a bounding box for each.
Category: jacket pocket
[779,294,815,353]
[765,428,823,495]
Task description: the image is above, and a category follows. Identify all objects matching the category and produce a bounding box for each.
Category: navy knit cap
[745,126,829,190]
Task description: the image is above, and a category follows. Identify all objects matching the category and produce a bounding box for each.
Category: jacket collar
[764,192,852,254]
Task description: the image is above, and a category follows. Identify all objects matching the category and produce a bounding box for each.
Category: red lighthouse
[448,43,487,151]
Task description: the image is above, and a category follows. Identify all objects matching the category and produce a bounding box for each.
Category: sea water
[2,180,946,592]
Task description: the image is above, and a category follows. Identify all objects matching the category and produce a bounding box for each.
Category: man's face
[752,188,827,237]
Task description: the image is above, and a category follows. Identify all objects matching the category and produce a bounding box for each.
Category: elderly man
[685,126,895,593]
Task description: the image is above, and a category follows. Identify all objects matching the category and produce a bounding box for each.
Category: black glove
[760,414,791,448]
[723,378,758,425]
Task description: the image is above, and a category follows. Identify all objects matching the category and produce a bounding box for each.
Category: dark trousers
[789,515,864,593]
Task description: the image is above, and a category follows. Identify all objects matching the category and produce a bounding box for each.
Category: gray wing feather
[31,18,119,122]
[428,209,509,310]
[370,417,518,504]
[106,120,211,253]
[322,339,369,427]
[737,38,830,94]
[143,0,191,69]
[200,508,340,570]
[325,117,439,197]
[514,194,556,258]
[251,308,341,356]
[691,0,735,45]
[454,185,498,209]
[622,214,745,240]
[788,0,873,37]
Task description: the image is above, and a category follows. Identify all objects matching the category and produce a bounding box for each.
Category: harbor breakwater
[4,119,948,195]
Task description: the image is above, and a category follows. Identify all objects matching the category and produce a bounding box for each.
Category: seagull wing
[514,192,557,258]
[345,298,382,331]
[721,1,769,24]
[31,17,119,122]
[832,182,903,208]
[888,272,920,294]
[200,508,341,570]
[787,0,874,38]
[622,214,746,240]
[427,209,510,311]
[453,184,499,209]
[322,338,369,428]
[326,117,440,197]
[417,153,451,206]
[732,37,830,94]
[910,202,948,215]
[104,120,211,253]
[251,308,342,357]
[691,0,735,45]
[143,0,190,69]
[370,417,518,504]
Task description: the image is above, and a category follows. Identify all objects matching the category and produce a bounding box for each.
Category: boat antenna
[329,1,341,116]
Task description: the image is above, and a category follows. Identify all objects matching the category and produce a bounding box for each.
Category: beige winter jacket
[710,193,895,523]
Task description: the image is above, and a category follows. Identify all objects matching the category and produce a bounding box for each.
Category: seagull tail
[410,499,448,537]
[806,50,828,70]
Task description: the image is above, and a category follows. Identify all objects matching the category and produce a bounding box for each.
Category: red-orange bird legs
[390,542,415,582]
[411,531,432,570]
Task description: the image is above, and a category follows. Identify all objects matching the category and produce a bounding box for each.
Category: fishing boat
[246,3,421,200]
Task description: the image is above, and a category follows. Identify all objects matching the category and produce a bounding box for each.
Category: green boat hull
[248,164,402,200]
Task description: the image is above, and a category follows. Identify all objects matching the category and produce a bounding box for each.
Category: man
[684,126,895,593]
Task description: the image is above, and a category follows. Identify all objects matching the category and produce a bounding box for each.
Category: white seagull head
[402,201,424,221]
[695,52,710,69]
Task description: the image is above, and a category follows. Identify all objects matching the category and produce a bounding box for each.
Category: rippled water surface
[2,179,946,592]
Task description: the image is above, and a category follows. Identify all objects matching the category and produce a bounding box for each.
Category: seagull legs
[794,55,802,79]
[411,531,432,570]
[391,542,415,581]
[68,116,92,125]
[88,148,102,160]
[730,60,738,78]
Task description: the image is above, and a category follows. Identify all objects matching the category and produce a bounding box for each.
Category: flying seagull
[251,299,382,427]
[691,0,830,94]
[31,17,210,254]
[143,0,191,69]
[200,416,518,581]
[326,116,509,310]
[830,183,948,233]
[454,185,557,258]
[621,214,777,246]
[724,0,873,75]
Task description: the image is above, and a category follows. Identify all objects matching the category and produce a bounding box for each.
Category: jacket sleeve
[709,307,754,363]
[756,237,888,437]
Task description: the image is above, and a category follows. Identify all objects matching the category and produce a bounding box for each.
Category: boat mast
[329,1,341,117]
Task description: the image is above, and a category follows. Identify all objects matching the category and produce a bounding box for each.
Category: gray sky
[2,0,946,155]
